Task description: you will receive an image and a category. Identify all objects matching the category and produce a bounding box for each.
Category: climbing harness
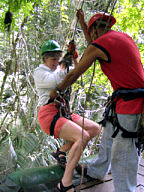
[43,51,73,136]
[48,0,86,137]
[49,0,119,188]
[68,0,118,187]
[48,41,79,137]
[99,88,144,153]
[49,90,72,136]
[49,37,80,136]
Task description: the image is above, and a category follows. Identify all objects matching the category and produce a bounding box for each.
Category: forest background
[0,0,144,181]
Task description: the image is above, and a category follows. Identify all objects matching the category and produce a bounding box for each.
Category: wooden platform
[75,158,144,192]
[0,157,143,192]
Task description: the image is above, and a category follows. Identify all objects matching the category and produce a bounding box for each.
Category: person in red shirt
[50,10,144,192]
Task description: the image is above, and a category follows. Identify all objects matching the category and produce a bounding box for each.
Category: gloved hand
[68,40,79,59]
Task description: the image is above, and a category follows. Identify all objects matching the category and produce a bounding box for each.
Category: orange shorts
[38,103,81,138]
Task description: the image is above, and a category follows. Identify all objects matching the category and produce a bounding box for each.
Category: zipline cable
[78,0,118,189]
[62,0,84,52]
[104,0,118,33]
[62,1,117,190]
[72,0,85,40]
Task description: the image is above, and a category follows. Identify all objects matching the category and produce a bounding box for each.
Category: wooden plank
[137,174,144,185]
[138,158,144,177]
[139,158,144,167]
[76,179,104,191]
[76,173,112,190]
[79,180,114,192]
[136,185,144,192]
[104,174,112,181]
[77,174,113,192]
[79,158,144,192]
[79,176,144,192]
[138,167,144,177]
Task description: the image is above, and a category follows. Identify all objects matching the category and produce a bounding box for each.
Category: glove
[68,40,75,53]
[68,40,79,59]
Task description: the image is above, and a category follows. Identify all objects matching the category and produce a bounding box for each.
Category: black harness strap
[48,91,72,136]
[100,87,144,139]
[112,88,144,138]
[50,110,72,136]
[43,99,54,105]
[111,121,138,138]
[50,112,60,136]
[113,87,144,101]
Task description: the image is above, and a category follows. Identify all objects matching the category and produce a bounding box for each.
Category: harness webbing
[99,87,144,153]
[112,88,144,101]
[100,87,144,136]
[50,112,60,136]
[48,92,72,136]
[111,119,139,139]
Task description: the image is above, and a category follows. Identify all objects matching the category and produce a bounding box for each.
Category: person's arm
[73,57,79,67]
[76,9,92,44]
[34,67,67,89]
[50,45,108,98]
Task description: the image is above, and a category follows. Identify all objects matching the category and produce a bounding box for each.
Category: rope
[62,0,84,52]
[105,0,113,12]
[79,60,97,188]
[96,0,116,32]
[104,0,118,33]
[72,0,85,40]
[62,1,117,190]
[78,0,118,189]
[61,3,86,190]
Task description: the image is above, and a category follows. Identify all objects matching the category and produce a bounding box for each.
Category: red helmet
[88,12,116,34]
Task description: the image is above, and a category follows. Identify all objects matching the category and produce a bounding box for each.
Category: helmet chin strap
[94,26,104,39]
[96,23,110,38]
[95,29,99,39]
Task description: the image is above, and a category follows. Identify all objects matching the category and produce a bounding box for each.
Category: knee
[89,123,101,138]
[82,131,90,146]
[94,124,101,135]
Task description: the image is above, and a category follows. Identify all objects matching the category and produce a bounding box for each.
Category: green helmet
[41,40,62,55]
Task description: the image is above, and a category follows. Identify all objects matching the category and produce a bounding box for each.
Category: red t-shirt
[92,30,144,114]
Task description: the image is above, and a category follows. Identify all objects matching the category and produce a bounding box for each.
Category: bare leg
[57,141,74,165]
[59,116,100,154]
[58,120,91,192]
[75,116,101,138]
[59,141,73,153]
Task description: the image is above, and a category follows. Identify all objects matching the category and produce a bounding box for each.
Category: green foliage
[114,0,143,35]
